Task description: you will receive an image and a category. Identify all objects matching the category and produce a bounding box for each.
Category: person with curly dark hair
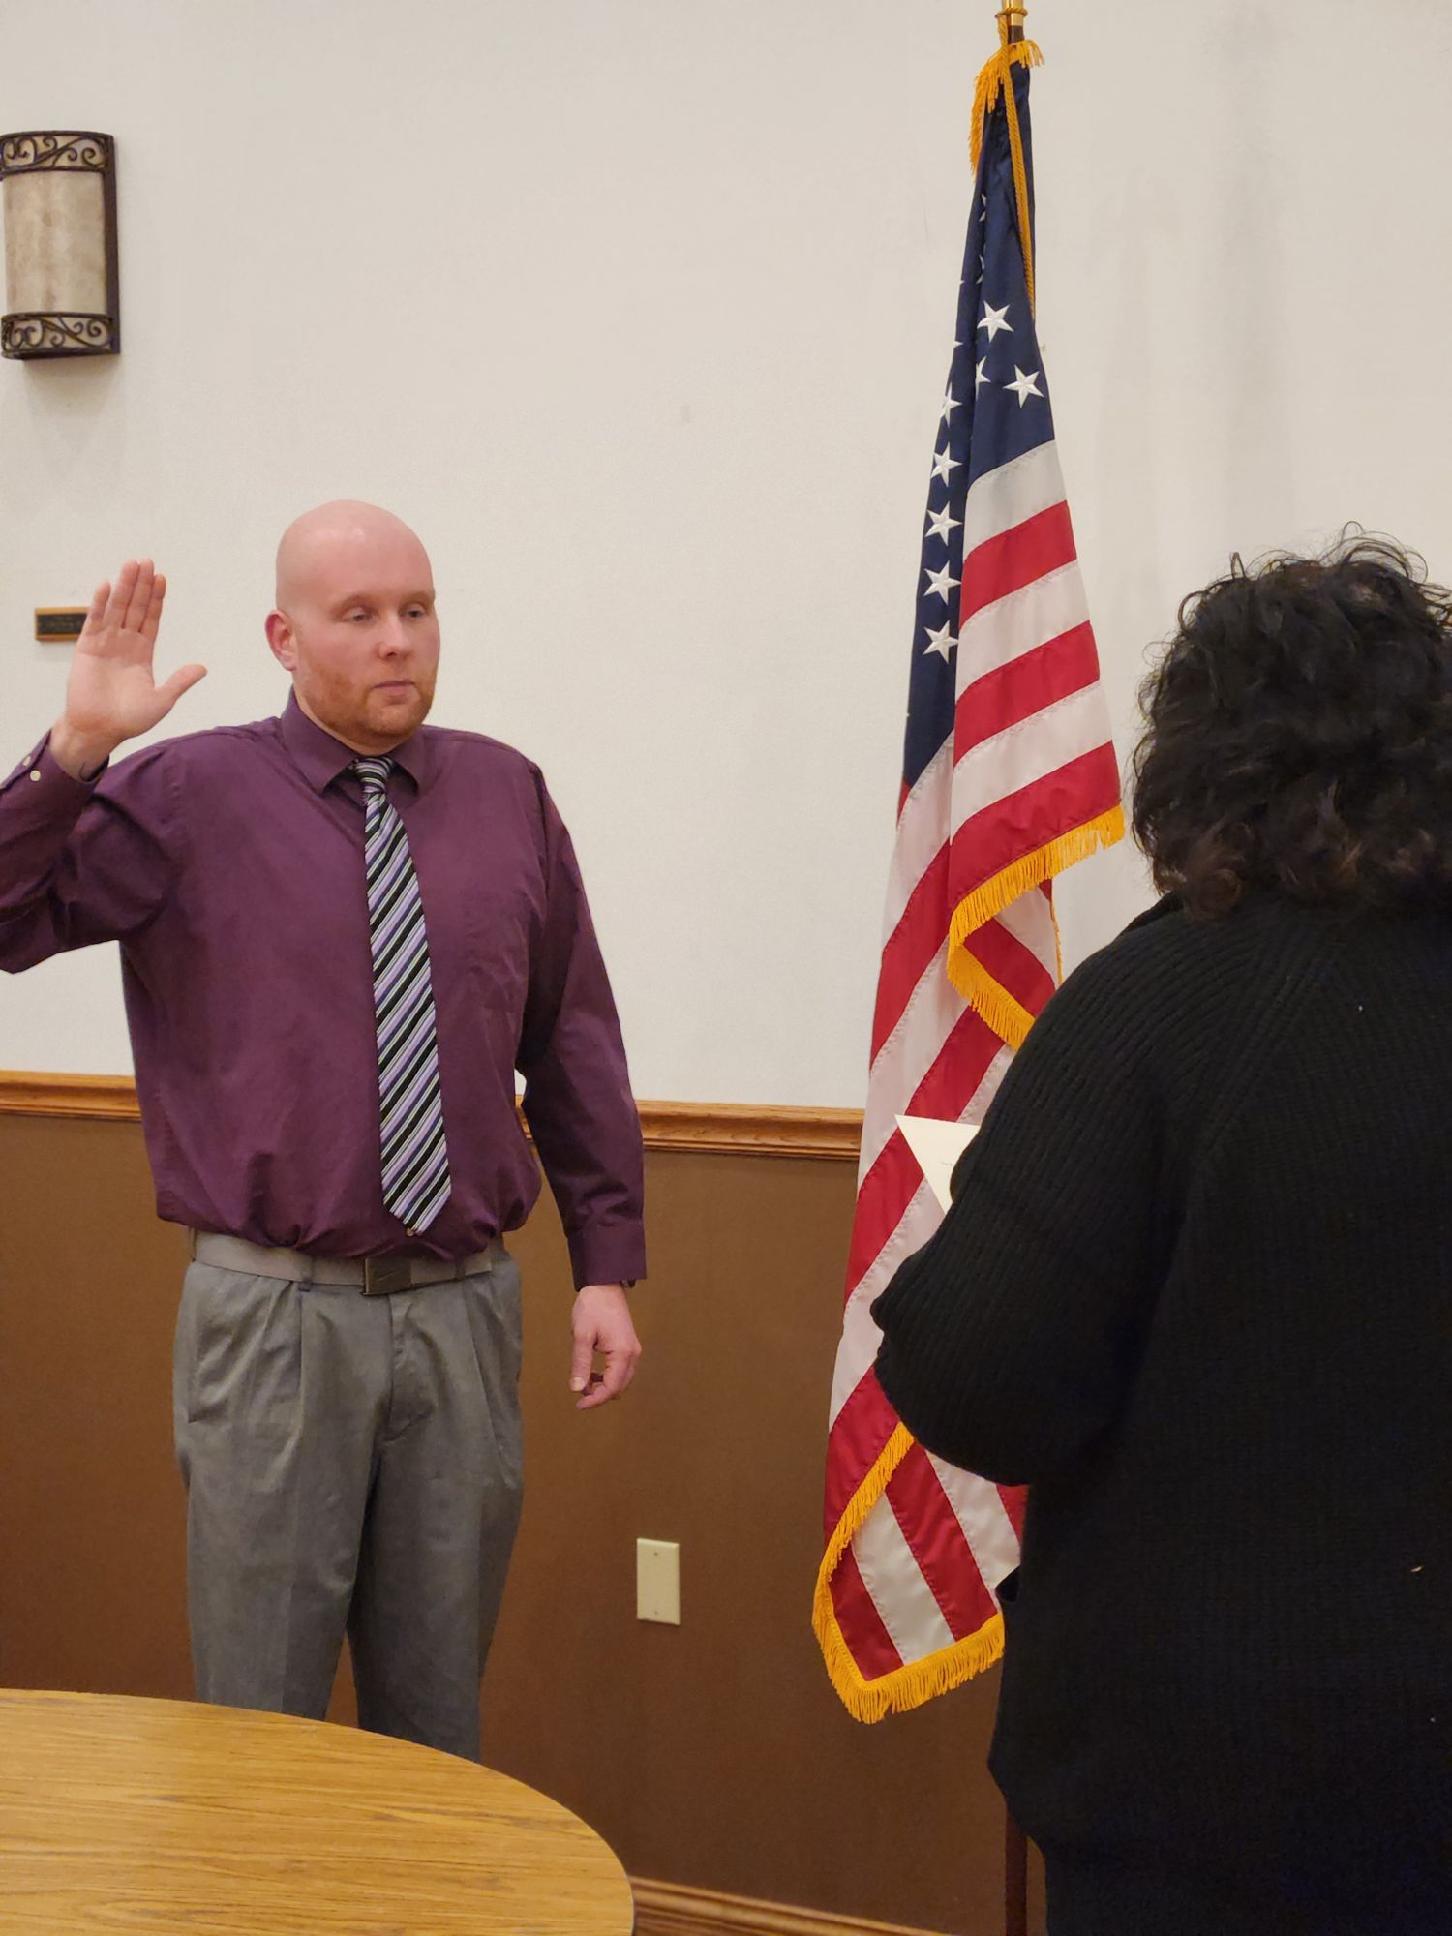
[1134,536,1452,919]
[872,536,1452,1935]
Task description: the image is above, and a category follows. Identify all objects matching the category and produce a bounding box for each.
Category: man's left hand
[569,1285,642,1411]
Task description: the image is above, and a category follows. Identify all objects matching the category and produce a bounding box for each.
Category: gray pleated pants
[171,1249,524,1762]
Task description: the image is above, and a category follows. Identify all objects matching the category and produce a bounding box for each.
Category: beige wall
[8,0,1452,1100]
[0,1109,1027,1935]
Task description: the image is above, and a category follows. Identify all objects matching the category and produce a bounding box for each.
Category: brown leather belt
[190,1231,505,1297]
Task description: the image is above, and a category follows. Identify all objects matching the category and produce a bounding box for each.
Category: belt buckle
[362,1255,414,1297]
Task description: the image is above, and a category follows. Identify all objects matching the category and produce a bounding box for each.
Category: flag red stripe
[831,1545,905,1680]
[899,1000,1005,1125]
[847,1005,1004,1290]
[949,742,1121,908]
[954,621,1103,760]
[888,1442,1001,1639]
[998,1484,1027,1541]
[877,637,1106,1065]
[959,500,1077,624]
[824,1368,899,1527]
[870,843,950,1062]
[844,1132,924,1296]
[960,915,1056,1020]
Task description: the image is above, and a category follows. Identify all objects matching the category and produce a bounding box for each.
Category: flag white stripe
[930,1454,1021,1593]
[830,1176,945,1423]
[957,560,1090,690]
[860,956,968,1180]
[861,940,1021,1182]
[881,741,953,946]
[837,1036,1015,1402]
[995,884,1060,980]
[854,1488,957,1662]
[961,437,1070,558]
[951,683,1116,837]
[884,571,1093,963]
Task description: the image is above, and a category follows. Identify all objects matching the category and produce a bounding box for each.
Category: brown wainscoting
[0,1071,141,1121]
[0,1073,862,1162]
[0,1104,1020,1934]
[631,1102,861,1162]
[631,1878,949,1936]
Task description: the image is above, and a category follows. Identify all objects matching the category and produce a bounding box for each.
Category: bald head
[265,499,441,755]
[275,500,433,609]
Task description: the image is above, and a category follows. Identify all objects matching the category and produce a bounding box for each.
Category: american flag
[814,40,1123,1720]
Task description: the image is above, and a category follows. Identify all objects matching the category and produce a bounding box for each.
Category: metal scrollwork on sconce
[2,314,115,356]
[0,130,120,360]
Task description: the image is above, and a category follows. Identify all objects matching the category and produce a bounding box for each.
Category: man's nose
[377,619,409,656]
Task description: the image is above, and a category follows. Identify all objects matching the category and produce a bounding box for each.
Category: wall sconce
[1,132,119,359]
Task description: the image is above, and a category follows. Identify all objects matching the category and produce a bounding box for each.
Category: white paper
[895,1114,980,1214]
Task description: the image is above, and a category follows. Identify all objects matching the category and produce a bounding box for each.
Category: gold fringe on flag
[946,808,1127,1044]
[811,1424,1007,1721]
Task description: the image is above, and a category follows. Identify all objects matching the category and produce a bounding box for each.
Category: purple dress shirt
[0,696,645,1286]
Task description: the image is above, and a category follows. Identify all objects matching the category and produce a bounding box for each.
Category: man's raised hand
[50,560,207,780]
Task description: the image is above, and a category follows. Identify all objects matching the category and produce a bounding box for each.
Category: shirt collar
[279,692,433,793]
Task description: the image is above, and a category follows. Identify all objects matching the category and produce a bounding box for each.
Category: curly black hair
[1132,534,1452,919]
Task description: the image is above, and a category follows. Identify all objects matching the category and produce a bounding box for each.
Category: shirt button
[29,770,42,782]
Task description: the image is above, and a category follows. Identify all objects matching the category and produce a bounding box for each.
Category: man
[0,502,644,1761]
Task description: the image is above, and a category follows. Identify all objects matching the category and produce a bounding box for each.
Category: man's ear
[264,609,297,671]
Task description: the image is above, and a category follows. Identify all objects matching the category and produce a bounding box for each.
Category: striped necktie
[352,756,452,1234]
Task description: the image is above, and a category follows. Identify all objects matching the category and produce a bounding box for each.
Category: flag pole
[989,0,1030,1894]
[994,8,1042,1924]
[988,0,1030,1884]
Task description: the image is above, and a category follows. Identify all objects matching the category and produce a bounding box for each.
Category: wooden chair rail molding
[631,1879,948,1936]
[0,1072,863,1162]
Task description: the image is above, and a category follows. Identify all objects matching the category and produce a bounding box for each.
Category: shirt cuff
[567,1228,647,1292]
[1,738,102,800]
[0,739,103,818]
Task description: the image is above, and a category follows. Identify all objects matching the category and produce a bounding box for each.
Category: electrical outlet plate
[636,1538,681,1625]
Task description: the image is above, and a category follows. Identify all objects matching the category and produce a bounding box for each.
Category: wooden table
[0,1689,635,1934]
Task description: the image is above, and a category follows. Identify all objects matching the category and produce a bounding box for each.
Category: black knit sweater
[873,894,1451,1927]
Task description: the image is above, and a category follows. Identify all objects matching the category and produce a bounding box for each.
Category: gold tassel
[970,37,1045,169]
[969,33,1045,312]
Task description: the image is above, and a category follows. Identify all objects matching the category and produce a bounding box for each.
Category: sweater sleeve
[872,941,1166,1486]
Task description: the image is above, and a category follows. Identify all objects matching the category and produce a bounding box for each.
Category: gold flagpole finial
[996,1,1028,44]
